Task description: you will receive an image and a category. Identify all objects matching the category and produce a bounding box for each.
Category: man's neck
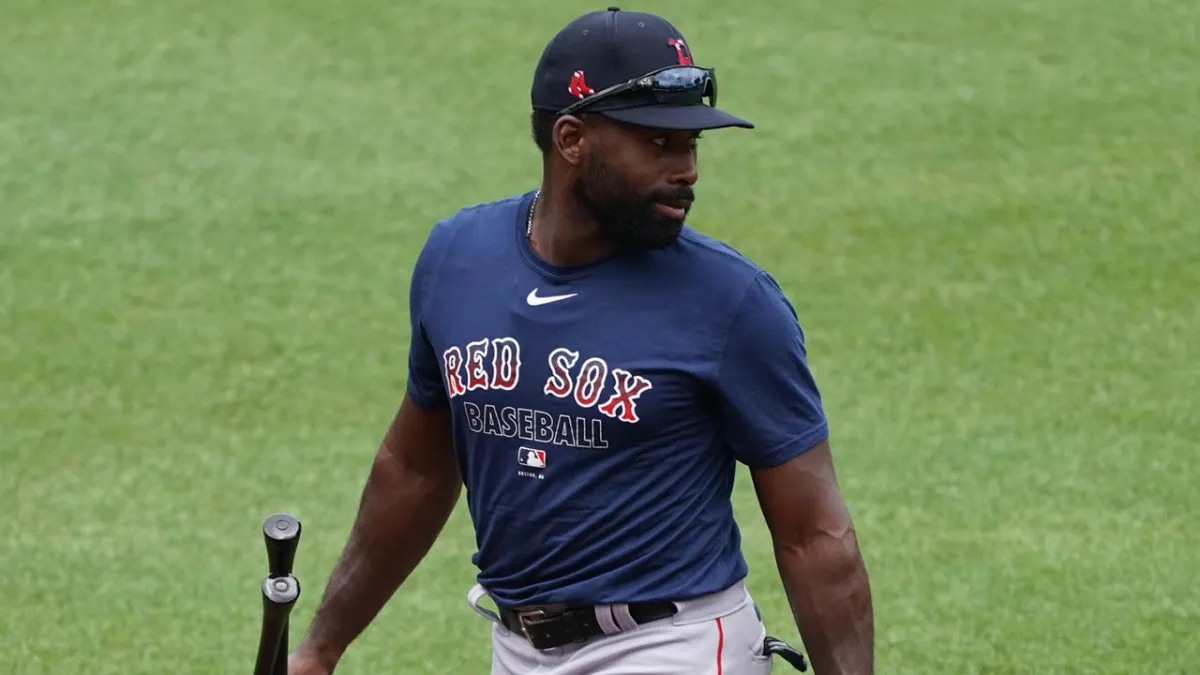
[529,187,617,268]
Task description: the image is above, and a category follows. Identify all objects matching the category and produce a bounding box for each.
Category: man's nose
[669,149,698,186]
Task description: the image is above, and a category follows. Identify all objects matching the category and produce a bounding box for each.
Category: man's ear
[553,114,588,167]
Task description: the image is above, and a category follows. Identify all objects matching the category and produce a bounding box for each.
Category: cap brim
[599,104,754,131]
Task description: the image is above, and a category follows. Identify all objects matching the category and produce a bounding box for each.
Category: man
[289,7,873,674]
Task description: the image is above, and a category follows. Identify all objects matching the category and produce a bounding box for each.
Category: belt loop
[594,604,621,635]
[467,583,502,624]
[611,603,638,631]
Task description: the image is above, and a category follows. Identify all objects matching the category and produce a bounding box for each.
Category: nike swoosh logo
[526,288,578,306]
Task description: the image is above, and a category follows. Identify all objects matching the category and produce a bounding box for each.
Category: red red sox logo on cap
[667,38,693,65]
[568,70,595,99]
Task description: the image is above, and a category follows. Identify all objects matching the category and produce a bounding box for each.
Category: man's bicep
[380,394,457,478]
[405,222,452,410]
[749,439,853,546]
[716,272,828,468]
[406,321,449,409]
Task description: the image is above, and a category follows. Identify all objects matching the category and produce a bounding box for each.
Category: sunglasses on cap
[557,65,718,116]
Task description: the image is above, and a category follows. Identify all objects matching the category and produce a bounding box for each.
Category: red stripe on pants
[715,617,725,674]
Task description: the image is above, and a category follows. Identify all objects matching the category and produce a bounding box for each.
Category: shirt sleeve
[715,271,829,468]
[405,227,450,409]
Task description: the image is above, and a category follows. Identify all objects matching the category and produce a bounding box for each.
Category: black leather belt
[498,600,678,650]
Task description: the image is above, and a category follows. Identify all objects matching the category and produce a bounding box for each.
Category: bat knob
[261,574,301,606]
[263,513,301,543]
[263,513,302,578]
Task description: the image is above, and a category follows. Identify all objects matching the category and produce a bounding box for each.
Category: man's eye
[652,137,667,147]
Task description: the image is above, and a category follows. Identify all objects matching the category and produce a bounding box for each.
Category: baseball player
[289,7,873,674]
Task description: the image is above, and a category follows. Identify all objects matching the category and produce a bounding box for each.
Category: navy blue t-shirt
[405,191,828,608]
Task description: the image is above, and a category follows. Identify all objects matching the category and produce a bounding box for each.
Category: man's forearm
[775,526,874,674]
[295,448,460,669]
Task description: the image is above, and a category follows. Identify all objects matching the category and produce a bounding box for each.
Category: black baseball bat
[254,513,302,675]
[264,513,301,579]
[254,574,300,675]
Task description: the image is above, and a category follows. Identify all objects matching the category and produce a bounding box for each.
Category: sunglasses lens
[652,67,711,90]
[646,67,715,106]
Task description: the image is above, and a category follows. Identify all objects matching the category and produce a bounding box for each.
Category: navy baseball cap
[531,7,754,131]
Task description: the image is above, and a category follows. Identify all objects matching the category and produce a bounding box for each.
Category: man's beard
[572,151,693,251]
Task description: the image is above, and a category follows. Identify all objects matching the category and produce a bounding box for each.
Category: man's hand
[287,649,333,675]
[751,439,874,674]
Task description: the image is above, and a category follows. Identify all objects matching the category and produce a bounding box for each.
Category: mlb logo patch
[517,447,547,469]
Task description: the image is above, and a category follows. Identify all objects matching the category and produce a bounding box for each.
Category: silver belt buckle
[517,608,547,635]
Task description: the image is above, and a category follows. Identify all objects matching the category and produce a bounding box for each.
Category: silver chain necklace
[526,190,539,239]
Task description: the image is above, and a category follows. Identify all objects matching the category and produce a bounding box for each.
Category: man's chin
[630,220,684,250]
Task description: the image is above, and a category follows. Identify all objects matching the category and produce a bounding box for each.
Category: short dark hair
[531,109,558,155]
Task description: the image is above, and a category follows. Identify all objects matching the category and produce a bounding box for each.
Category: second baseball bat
[254,574,300,675]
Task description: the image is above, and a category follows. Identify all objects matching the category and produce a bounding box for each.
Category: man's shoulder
[411,191,529,286]
[670,226,771,290]
[432,191,529,237]
[416,191,529,262]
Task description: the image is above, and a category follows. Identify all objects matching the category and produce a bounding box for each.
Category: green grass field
[2,1,1197,673]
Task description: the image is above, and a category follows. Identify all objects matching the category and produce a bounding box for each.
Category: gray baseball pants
[468,580,776,674]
